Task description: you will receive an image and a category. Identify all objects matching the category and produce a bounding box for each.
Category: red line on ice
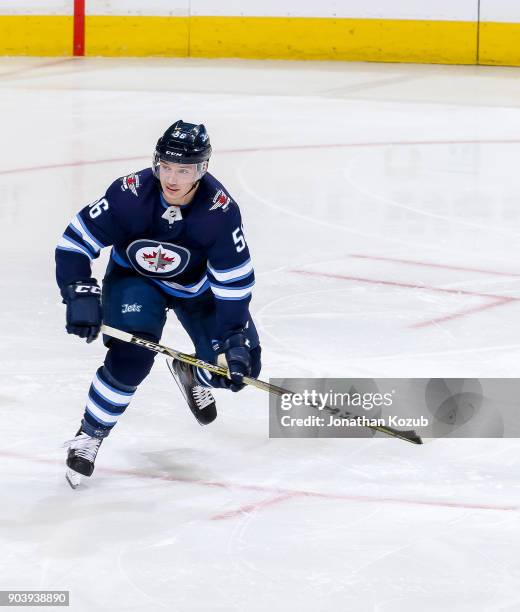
[0,155,148,176]
[290,269,514,300]
[2,139,520,176]
[290,269,519,328]
[0,450,518,515]
[210,492,299,521]
[0,58,75,80]
[350,253,520,278]
[410,297,515,329]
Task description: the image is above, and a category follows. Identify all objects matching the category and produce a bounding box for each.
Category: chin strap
[185,180,200,195]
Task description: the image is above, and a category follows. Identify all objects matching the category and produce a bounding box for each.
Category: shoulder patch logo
[209,189,231,212]
[120,173,141,197]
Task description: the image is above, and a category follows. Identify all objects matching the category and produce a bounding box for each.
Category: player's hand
[217,331,252,392]
[63,280,102,343]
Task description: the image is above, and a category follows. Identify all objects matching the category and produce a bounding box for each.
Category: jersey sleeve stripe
[66,226,98,257]
[64,224,100,255]
[210,282,254,299]
[213,293,252,301]
[207,259,252,281]
[56,244,89,257]
[207,271,254,289]
[57,236,93,259]
[72,215,106,250]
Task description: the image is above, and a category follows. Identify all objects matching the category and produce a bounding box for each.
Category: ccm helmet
[153,120,212,179]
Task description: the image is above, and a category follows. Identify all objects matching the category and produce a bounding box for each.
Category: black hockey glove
[216,331,252,392]
[63,280,102,343]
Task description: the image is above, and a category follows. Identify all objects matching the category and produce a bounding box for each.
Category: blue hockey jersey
[55,168,255,339]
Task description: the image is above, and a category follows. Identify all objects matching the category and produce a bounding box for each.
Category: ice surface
[1,57,520,611]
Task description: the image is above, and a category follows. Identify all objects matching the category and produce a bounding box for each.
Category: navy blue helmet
[153,120,212,178]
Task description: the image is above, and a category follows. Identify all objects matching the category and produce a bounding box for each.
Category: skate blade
[66,468,82,489]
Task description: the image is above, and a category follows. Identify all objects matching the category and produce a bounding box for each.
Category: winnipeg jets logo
[122,303,142,313]
[121,173,141,197]
[142,245,176,271]
[127,240,191,278]
[210,189,231,212]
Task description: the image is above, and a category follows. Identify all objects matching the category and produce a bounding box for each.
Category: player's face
[159,161,199,204]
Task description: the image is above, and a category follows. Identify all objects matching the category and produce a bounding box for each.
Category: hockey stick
[101,325,423,445]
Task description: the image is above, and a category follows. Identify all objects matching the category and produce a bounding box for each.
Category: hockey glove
[63,280,102,343]
[216,331,252,392]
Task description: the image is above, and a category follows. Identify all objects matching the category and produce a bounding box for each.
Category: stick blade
[396,429,423,445]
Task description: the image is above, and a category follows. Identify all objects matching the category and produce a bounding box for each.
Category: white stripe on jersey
[207,259,253,283]
[210,284,253,299]
[57,236,93,259]
[70,215,104,253]
[161,275,208,294]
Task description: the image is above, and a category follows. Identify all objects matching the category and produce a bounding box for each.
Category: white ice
[1,57,520,611]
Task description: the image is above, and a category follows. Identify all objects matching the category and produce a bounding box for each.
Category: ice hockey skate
[64,429,104,489]
[167,359,217,425]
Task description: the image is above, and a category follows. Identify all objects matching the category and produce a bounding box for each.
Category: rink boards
[0,0,519,65]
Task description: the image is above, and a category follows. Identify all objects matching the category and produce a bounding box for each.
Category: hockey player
[56,120,261,487]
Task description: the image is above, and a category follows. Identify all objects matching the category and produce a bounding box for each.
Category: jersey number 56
[88,197,109,219]
[232,226,246,253]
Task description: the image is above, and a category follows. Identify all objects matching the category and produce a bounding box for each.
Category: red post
[73,0,85,56]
